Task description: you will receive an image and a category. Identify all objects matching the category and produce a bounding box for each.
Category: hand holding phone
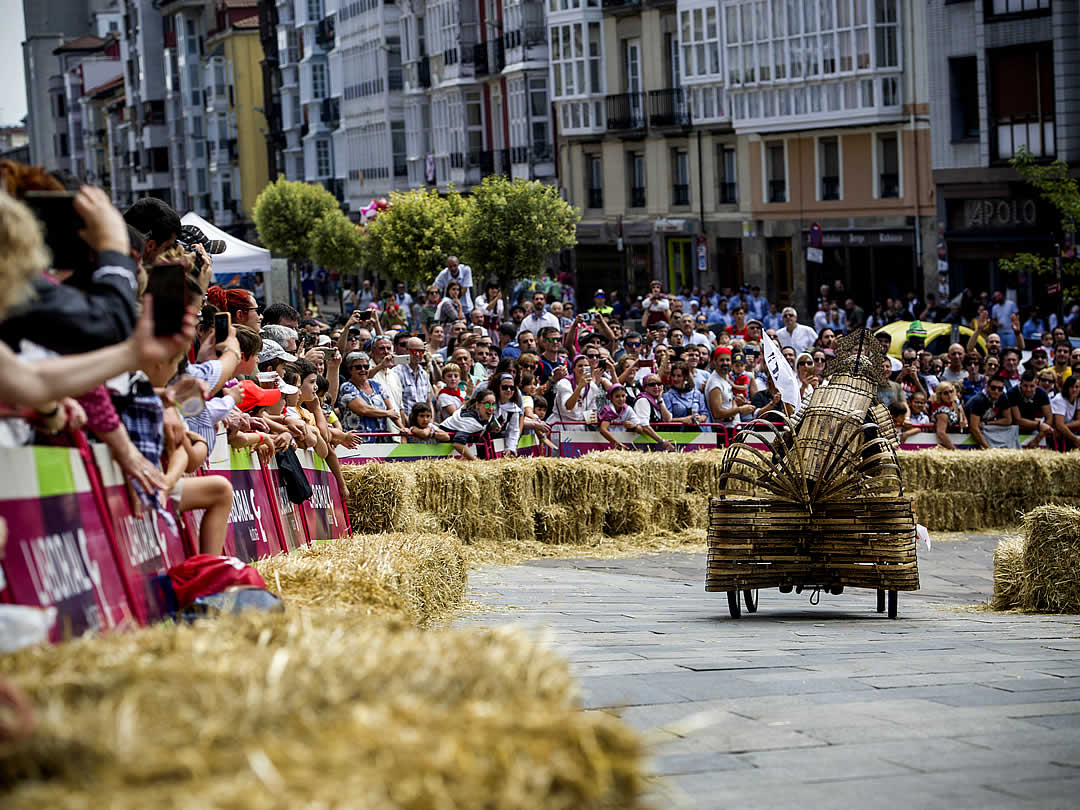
[24,191,92,272]
[147,264,187,337]
[214,311,231,345]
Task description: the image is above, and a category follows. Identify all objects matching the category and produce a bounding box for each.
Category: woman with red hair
[206,285,261,329]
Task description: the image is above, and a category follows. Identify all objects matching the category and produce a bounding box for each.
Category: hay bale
[1020,505,1080,613]
[341,462,418,534]
[907,491,984,532]
[0,615,647,809]
[255,533,466,627]
[992,536,1025,610]
[684,450,729,498]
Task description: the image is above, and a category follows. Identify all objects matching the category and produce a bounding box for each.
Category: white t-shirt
[517,310,560,337]
[1051,393,1078,422]
[433,265,474,313]
[705,370,736,426]
[776,323,819,355]
[548,377,603,425]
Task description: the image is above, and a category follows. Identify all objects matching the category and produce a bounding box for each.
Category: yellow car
[874,321,986,358]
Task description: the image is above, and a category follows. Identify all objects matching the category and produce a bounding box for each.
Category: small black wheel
[887,590,898,619]
[876,589,886,613]
[779,584,793,594]
[743,589,758,613]
[727,590,742,618]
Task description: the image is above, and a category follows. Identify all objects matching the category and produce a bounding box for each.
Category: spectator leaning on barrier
[1008,370,1054,449]
[930,382,967,450]
[965,376,1016,450]
[598,383,674,451]
[395,337,433,426]
[1051,375,1080,450]
[438,387,497,459]
[662,361,708,430]
[706,346,752,429]
[338,351,402,441]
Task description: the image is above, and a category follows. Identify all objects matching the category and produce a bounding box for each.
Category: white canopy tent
[180,212,274,301]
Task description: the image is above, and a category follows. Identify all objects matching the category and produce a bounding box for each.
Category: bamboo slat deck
[706,497,920,593]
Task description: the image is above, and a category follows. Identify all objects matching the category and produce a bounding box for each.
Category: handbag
[276,447,313,504]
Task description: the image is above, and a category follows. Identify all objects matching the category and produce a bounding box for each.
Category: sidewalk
[459,535,1080,809]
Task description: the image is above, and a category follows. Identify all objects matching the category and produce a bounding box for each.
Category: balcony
[315,15,335,51]
[718,182,736,205]
[629,186,645,208]
[994,113,1055,162]
[821,175,840,201]
[587,188,603,209]
[768,180,787,203]
[602,0,641,12]
[504,27,547,52]
[450,152,464,169]
[606,93,646,133]
[321,97,340,129]
[473,43,489,76]
[227,139,238,161]
[532,142,553,162]
[985,0,1050,21]
[393,159,407,178]
[672,184,690,206]
[418,56,431,88]
[879,173,900,199]
[648,88,690,128]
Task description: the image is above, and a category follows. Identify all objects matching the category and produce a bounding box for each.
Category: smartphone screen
[214,312,230,344]
[635,358,653,369]
[393,354,410,366]
[24,191,91,272]
[147,264,187,337]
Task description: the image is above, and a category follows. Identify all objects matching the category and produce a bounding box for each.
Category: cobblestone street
[460,536,1080,809]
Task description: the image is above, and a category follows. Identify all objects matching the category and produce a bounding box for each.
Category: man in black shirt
[1007,370,1053,448]
[965,377,1015,449]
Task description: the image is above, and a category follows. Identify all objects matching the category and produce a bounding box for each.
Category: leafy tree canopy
[310,210,365,272]
[363,187,468,285]
[253,176,340,262]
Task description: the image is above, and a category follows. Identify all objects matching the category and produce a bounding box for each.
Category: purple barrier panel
[201,445,286,562]
[295,449,347,542]
[264,456,308,550]
[93,445,185,624]
[0,445,136,640]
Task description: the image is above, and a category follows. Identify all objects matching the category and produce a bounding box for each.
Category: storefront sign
[655,218,689,233]
[805,229,913,247]
[963,198,1037,230]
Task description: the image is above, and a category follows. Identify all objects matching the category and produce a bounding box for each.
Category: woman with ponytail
[206,285,261,329]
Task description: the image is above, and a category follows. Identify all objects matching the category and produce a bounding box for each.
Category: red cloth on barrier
[168,555,266,609]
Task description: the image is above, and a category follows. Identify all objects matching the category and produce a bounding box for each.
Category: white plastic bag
[0,605,56,653]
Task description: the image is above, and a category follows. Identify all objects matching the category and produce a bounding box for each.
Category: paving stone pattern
[458,535,1080,809]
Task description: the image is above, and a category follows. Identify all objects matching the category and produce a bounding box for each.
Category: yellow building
[206,8,269,228]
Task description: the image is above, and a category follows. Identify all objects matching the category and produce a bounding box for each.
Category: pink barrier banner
[295,449,347,543]
[200,439,286,562]
[93,444,186,624]
[0,446,135,640]
[263,455,308,551]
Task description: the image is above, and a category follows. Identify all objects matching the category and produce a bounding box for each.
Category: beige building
[550,0,937,312]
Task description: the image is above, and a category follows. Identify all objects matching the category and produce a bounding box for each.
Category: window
[307,0,324,23]
[989,43,1055,160]
[312,63,328,99]
[550,21,603,98]
[877,133,900,198]
[679,5,721,79]
[628,152,645,208]
[717,144,736,204]
[987,0,1050,19]
[765,141,786,203]
[819,136,840,200]
[672,149,690,206]
[316,139,331,177]
[586,153,603,209]
[949,57,979,142]
[874,0,899,68]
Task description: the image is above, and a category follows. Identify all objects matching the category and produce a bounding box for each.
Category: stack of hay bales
[0,614,647,809]
[900,449,1080,531]
[255,532,466,627]
[993,504,1080,613]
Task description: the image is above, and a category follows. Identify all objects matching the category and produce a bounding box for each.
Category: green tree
[364,187,468,285]
[310,210,365,273]
[999,148,1080,302]
[463,176,580,288]
[252,176,341,262]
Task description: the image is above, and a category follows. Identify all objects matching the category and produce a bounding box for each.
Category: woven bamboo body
[706,496,920,592]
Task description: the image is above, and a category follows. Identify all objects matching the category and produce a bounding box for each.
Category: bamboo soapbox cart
[708,331,919,619]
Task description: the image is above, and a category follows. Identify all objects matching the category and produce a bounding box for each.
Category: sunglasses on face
[988,385,1005,392]
[352,364,369,372]
[798,361,812,367]
[625,341,641,348]
[480,401,496,409]
[499,384,515,391]
[586,354,599,360]
[646,381,663,387]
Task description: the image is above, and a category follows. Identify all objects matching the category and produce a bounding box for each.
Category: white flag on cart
[762,332,802,408]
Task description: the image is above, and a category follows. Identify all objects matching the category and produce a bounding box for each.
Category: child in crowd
[729,351,753,400]
[597,384,674,451]
[436,362,465,420]
[908,391,931,426]
[518,371,537,420]
[888,401,921,444]
[527,397,560,454]
[404,402,451,443]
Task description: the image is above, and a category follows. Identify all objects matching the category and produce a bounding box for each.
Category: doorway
[667,237,692,293]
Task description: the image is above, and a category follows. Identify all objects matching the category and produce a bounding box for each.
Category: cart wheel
[727,591,742,619]
[876,589,886,613]
[887,590,898,619]
[743,589,758,613]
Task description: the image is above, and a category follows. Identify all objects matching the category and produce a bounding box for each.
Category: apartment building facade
[553,0,936,311]
[927,0,1080,308]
